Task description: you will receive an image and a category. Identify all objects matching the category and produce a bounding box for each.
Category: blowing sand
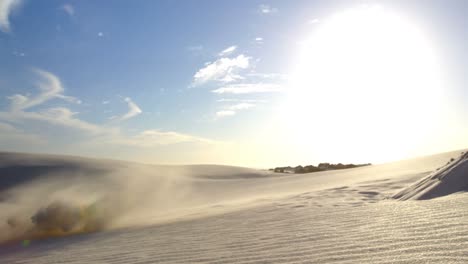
[0,150,467,263]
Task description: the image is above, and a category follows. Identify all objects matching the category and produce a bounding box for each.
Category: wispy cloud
[217,98,266,103]
[0,70,218,154]
[1,69,218,153]
[35,107,102,133]
[246,72,289,80]
[119,97,142,121]
[0,121,45,145]
[0,69,101,134]
[216,103,256,119]
[217,98,239,102]
[192,55,250,86]
[187,45,203,51]
[0,0,22,32]
[0,107,104,134]
[212,83,283,94]
[191,44,286,119]
[216,110,236,118]
[61,4,74,17]
[218,45,237,56]
[104,129,215,147]
[186,45,204,56]
[12,50,25,57]
[308,18,320,24]
[258,4,278,14]
[8,69,81,112]
[227,103,255,110]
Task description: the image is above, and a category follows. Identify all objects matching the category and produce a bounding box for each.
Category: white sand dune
[0,150,467,263]
[393,151,468,200]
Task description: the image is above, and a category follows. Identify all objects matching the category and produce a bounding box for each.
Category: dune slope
[0,150,467,263]
[393,151,468,200]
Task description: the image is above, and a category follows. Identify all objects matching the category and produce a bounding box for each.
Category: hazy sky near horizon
[0,0,467,167]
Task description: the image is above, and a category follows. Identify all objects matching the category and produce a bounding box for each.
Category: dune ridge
[393,151,468,200]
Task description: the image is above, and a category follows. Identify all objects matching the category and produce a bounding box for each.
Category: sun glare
[282,5,447,163]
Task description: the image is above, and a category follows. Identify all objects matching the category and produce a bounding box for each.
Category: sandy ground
[0,150,466,263]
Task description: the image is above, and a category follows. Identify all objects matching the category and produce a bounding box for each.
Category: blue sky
[1,0,467,167]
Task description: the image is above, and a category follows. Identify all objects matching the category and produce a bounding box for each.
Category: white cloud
[12,51,25,56]
[258,4,278,14]
[0,122,17,132]
[187,45,204,56]
[216,98,267,103]
[308,18,320,24]
[192,54,250,86]
[8,69,80,112]
[212,83,283,94]
[216,110,236,118]
[37,107,102,133]
[187,45,203,51]
[0,69,100,134]
[102,100,110,104]
[216,98,239,102]
[0,107,104,134]
[98,32,104,37]
[247,73,289,80]
[62,4,74,16]
[0,121,45,145]
[217,98,266,103]
[218,45,237,56]
[227,103,255,110]
[215,103,256,119]
[105,129,215,147]
[1,69,217,153]
[0,0,21,33]
[255,37,263,44]
[119,97,142,121]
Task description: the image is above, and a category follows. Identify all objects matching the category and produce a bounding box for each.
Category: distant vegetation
[269,162,371,174]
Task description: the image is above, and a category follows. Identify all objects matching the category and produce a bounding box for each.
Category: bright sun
[282,5,447,163]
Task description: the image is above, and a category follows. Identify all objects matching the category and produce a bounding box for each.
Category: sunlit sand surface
[0,150,467,263]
